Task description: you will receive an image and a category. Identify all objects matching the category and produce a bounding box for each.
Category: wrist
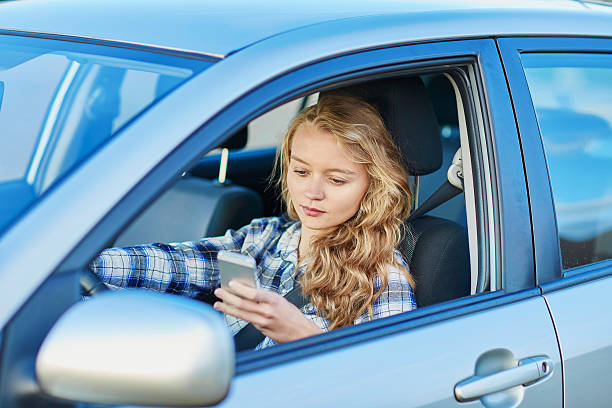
[287,319,323,343]
[304,320,324,337]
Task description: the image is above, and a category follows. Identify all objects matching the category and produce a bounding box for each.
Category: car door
[499,36,612,408]
[195,37,561,407]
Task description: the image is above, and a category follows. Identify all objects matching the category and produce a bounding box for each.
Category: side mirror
[36,290,234,406]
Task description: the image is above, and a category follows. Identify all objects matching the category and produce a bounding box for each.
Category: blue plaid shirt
[91,217,416,349]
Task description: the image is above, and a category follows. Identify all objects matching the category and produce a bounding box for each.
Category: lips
[301,205,325,217]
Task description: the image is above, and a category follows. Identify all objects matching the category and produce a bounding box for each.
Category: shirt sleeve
[89,223,254,298]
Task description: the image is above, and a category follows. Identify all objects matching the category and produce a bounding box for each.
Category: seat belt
[407,181,462,221]
[407,148,464,222]
[234,280,310,352]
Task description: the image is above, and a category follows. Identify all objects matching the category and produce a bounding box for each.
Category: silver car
[1,0,612,407]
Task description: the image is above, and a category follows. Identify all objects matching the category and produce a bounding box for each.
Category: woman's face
[287,124,370,237]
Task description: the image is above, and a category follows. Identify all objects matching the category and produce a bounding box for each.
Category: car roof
[1,0,611,59]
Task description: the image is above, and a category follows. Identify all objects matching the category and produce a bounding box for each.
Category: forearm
[90,243,219,296]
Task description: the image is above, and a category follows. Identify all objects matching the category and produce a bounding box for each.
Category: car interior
[104,70,476,327]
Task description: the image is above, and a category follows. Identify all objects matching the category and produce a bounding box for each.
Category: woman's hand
[213,281,323,344]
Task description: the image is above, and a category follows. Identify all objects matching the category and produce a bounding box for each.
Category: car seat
[113,128,263,246]
[322,76,471,307]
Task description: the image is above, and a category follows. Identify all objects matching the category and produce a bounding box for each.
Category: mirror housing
[36,290,234,406]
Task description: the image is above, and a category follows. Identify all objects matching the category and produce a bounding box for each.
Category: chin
[302,220,329,229]
[299,216,327,228]
[303,219,344,232]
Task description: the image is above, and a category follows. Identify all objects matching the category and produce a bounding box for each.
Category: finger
[228,281,279,305]
[228,280,258,300]
[246,286,280,304]
[213,301,268,327]
[215,287,262,313]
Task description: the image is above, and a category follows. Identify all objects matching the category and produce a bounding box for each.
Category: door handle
[455,355,553,402]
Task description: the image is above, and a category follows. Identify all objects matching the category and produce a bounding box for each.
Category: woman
[91,94,416,349]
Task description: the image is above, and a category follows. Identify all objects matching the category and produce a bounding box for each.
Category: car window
[0,34,211,235]
[110,71,485,316]
[522,53,612,270]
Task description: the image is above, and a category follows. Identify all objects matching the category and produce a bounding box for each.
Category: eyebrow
[291,155,357,176]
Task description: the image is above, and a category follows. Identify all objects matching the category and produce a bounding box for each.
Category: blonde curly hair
[275,94,414,330]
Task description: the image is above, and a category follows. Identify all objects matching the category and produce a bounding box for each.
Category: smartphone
[218,250,257,289]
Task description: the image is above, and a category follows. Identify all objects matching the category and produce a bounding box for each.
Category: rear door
[500,36,612,408]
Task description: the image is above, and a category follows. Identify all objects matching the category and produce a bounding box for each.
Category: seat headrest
[322,77,442,175]
[426,75,458,127]
[219,126,247,150]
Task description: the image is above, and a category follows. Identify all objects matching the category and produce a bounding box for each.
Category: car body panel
[1,2,611,407]
[498,34,612,408]
[220,296,561,408]
[0,0,610,58]
[544,276,612,407]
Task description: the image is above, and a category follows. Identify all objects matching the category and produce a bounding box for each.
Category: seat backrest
[114,176,263,246]
[113,126,262,246]
[400,216,470,307]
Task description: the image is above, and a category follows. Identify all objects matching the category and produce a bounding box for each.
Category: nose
[304,177,325,201]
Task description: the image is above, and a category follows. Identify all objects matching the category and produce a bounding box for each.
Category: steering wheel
[80,268,110,295]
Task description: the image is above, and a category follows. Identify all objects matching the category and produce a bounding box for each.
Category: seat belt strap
[234,281,309,352]
[407,148,464,222]
[407,181,462,222]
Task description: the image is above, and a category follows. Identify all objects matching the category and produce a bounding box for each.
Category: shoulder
[241,216,297,238]
[234,216,299,255]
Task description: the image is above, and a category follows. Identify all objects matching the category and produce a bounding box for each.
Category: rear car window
[0,34,211,234]
[522,52,612,270]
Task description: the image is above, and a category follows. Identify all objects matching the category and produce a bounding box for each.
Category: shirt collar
[277,220,301,264]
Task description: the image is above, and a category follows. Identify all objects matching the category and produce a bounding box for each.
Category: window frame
[53,38,534,374]
[498,36,612,291]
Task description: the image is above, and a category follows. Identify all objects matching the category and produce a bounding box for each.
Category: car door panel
[219,296,561,408]
[544,275,612,408]
[499,36,612,408]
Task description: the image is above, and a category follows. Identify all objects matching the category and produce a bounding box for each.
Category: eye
[294,169,308,176]
[330,177,347,185]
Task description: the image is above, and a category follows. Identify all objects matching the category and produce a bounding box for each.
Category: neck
[299,227,314,261]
